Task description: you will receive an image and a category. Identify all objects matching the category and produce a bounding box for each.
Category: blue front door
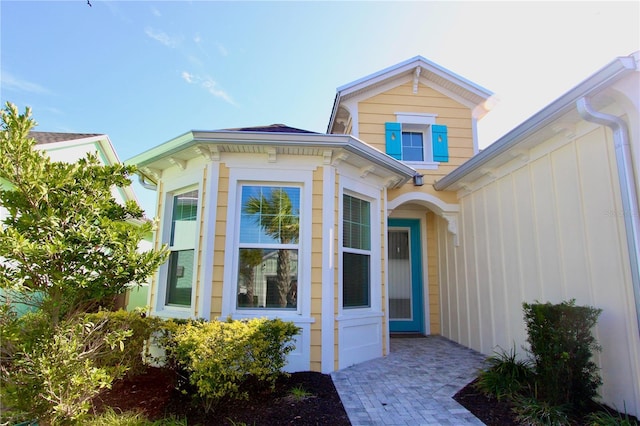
[388,219,424,333]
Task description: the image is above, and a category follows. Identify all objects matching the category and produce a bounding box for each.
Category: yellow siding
[310,167,324,372]
[210,164,229,318]
[333,174,340,371]
[425,211,440,334]
[357,81,475,180]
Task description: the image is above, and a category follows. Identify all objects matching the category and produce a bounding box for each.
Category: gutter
[138,173,157,190]
[577,97,640,338]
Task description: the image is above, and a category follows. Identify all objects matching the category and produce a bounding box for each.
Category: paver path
[331,336,487,425]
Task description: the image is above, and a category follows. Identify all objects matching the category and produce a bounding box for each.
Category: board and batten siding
[439,122,640,415]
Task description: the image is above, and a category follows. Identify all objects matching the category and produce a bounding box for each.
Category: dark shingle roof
[222,124,317,134]
[29,131,103,145]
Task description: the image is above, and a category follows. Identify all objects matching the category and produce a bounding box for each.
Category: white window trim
[222,167,313,321]
[395,112,440,169]
[154,171,204,319]
[338,174,382,318]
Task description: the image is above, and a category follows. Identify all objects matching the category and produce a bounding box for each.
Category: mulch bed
[93,366,351,425]
[94,366,639,425]
[454,378,640,426]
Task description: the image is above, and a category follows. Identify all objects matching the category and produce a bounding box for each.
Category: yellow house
[127,53,640,416]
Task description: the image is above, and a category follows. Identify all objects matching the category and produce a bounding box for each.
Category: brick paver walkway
[331,336,487,425]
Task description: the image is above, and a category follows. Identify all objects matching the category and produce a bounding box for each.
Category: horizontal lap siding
[426,212,440,334]
[211,165,229,317]
[439,123,640,415]
[310,169,324,372]
[357,82,474,177]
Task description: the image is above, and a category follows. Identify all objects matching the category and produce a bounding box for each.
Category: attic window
[385,113,448,165]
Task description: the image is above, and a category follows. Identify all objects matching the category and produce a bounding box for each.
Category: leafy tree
[244,188,298,307]
[0,102,167,324]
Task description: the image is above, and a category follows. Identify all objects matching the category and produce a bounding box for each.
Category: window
[401,131,424,162]
[166,189,198,307]
[237,185,300,310]
[385,119,448,163]
[343,194,371,308]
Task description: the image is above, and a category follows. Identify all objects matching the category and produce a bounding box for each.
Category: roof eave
[126,131,416,185]
[434,53,638,191]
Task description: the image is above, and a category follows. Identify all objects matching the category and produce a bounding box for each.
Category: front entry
[388,219,424,334]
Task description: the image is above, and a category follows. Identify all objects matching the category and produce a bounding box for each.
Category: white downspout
[138,173,157,191]
[577,97,640,337]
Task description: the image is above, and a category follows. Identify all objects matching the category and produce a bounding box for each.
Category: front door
[388,219,424,333]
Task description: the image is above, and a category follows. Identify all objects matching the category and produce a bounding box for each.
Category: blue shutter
[385,122,402,160]
[432,124,448,162]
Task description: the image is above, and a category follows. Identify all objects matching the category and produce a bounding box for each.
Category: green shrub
[86,408,187,426]
[165,317,299,412]
[587,404,637,426]
[475,344,534,401]
[84,309,165,376]
[513,396,570,426]
[523,300,602,408]
[0,316,130,424]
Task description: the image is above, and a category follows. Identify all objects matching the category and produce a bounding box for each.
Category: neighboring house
[0,132,152,312]
[127,53,639,416]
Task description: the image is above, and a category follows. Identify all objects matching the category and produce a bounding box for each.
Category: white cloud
[216,42,228,57]
[201,78,236,106]
[194,34,202,44]
[1,71,51,95]
[181,71,237,106]
[181,71,194,84]
[151,6,161,17]
[144,27,180,48]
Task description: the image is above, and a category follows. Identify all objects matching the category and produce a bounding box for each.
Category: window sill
[153,306,194,320]
[336,310,384,321]
[404,161,440,170]
[222,313,316,324]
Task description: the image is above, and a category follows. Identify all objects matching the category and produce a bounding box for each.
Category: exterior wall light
[413,174,424,186]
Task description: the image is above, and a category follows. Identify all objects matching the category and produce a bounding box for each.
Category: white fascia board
[125,131,195,168]
[434,53,638,191]
[128,130,416,183]
[336,56,492,101]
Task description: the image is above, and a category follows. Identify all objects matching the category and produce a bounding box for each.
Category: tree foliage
[0,102,167,323]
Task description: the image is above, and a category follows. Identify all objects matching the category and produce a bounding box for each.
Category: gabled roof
[30,131,103,145]
[26,131,140,208]
[434,51,639,192]
[328,56,494,132]
[222,124,317,134]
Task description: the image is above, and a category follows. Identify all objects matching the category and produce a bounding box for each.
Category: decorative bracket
[194,144,219,161]
[332,152,349,166]
[510,150,529,163]
[412,66,421,94]
[359,165,375,178]
[480,168,497,179]
[266,147,277,163]
[442,212,459,246]
[323,150,333,165]
[385,176,402,188]
[168,157,186,170]
[141,167,161,181]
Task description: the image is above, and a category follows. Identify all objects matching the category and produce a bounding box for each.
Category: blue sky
[1,1,638,215]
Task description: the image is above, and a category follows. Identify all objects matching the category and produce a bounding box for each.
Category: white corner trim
[321,164,336,373]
